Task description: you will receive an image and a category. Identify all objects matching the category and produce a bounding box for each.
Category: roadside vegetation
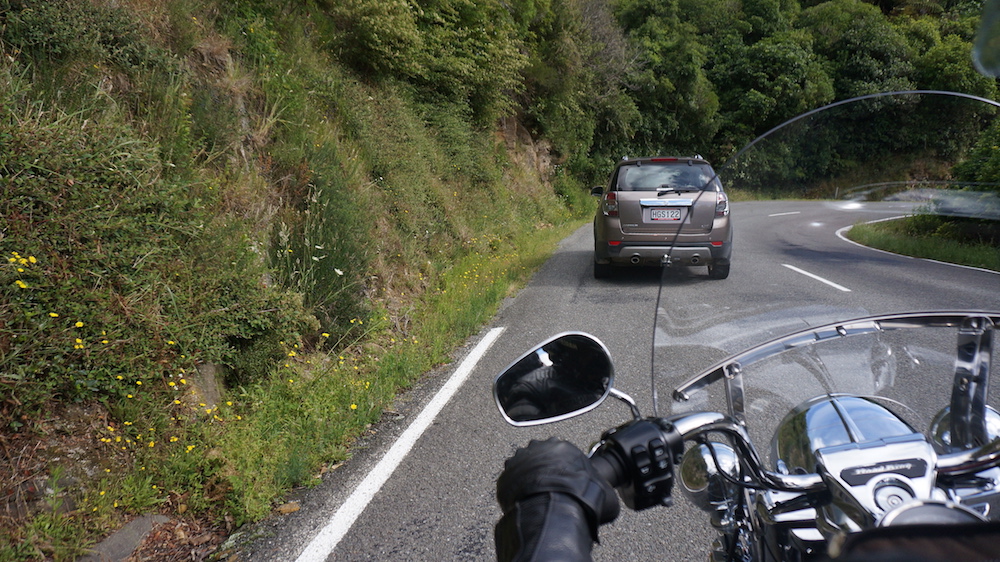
[849,215,1000,271]
[0,0,998,559]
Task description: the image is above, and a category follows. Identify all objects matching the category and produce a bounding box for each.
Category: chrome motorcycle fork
[709,485,755,562]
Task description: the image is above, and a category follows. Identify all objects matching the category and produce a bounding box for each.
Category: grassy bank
[847,214,1000,272]
[3,217,585,560]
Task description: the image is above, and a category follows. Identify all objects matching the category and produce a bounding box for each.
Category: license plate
[651,208,682,221]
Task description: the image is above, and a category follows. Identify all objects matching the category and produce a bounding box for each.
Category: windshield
[651,92,1000,469]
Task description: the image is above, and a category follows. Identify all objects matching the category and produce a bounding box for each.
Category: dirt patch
[126,518,227,562]
[1,403,114,522]
[1,401,234,560]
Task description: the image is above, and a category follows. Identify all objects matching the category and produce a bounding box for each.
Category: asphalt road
[236,200,1000,561]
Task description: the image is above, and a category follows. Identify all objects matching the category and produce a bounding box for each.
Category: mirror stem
[610,388,642,420]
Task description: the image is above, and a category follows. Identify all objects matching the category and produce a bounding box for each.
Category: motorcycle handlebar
[589,450,626,489]
[588,413,1000,515]
[588,414,826,509]
[587,418,684,510]
[669,412,826,492]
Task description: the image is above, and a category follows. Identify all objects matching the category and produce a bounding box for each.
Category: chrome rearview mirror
[493,332,614,426]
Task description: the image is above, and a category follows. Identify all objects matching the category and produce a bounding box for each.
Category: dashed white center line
[769,211,801,217]
[294,326,506,562]
[782,264,852,292]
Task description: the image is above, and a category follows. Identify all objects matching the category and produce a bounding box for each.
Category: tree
[712,30,835,154]
[614,0,720,156]
[798,0,915,98]
[902,33,999,158]
[742,0,799,41]
[953,118,1000,189]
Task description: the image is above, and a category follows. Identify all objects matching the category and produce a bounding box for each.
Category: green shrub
[3,0,173,71]
[321,0,526,126]
[322,0,424,77]
[0,62,315,424]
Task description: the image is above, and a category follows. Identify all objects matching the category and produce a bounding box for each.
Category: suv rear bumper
[599,241,732,267]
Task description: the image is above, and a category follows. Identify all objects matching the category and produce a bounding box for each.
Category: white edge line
[835,216,915,259]
[295,326,506,562]
[782,264,852,292]
[768,211,801,217]
[838,220,1000,276]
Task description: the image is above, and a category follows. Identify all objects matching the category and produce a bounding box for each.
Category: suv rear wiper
[657,185,701,194]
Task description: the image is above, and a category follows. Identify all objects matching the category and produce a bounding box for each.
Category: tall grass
[218,220,579,522]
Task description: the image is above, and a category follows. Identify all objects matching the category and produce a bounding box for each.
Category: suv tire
[708,263,730,280]
[594,260,612,279]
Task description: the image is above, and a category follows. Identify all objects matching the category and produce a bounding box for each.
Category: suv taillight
[715,191,729,217]
[603,191,619,216]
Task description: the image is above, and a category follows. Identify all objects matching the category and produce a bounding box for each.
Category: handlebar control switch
[595,419,684,511]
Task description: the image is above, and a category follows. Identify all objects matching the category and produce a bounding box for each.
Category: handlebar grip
[589,418,685,511]
[590,449,626,489]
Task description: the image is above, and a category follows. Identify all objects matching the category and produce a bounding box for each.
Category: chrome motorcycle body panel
[663,313,1000,560]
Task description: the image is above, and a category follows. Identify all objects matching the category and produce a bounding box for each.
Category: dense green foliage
[955,117,1000,188]
[612,0,998,188]
[323,0,527,126]
[0,0,998,558]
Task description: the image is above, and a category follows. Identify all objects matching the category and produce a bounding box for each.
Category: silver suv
[591,156,732,279]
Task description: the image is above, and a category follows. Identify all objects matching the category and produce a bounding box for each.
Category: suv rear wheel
[708,263,730,280]
[594,260,612,279]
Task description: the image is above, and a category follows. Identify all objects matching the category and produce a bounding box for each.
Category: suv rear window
[614,162,718,191]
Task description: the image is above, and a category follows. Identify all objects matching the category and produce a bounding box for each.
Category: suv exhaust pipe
[690,255,701,265]
[630,255,642,265]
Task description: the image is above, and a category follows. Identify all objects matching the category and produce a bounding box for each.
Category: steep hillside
[0,1,591,558]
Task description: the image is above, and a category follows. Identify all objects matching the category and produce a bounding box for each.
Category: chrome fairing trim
[725,363,746,426]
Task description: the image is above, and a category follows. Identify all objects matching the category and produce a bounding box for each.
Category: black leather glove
[495,438,620,561]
